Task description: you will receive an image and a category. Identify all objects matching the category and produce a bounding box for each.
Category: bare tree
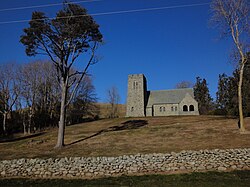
[67,75,98,124]
[0,63,20,134]
[35,61,60,130]
[107,86,120,118]
[19,61,59,133]
[175,81,193,89]
[20,2,103,148]
[20,61,41,134]
[211,0,250,133]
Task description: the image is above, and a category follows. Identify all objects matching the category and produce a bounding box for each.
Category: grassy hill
[0,116,250,160]
[96,103,126,118]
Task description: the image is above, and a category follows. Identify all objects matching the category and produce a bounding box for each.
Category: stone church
[126,74,199,117]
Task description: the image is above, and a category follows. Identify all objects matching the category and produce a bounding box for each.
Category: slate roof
[146,88,194,107]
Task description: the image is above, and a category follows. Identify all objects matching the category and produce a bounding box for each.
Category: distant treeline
[0,61,99,136]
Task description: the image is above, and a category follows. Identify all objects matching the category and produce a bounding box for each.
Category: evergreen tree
[217,54,250,117]
[216,73,229,114]
[227,70,239,116]
[226,68,250,117]
[216,73,229,109]
[242,53,250,116]
[193,77,213,114]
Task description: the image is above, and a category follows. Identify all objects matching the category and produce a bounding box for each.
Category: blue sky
[0,0,235,104]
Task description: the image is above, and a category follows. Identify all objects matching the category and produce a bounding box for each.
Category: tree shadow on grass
[0,132,46,143]
[67,120,148,146]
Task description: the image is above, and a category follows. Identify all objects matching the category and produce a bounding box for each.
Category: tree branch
[65,42,98,107]
[36,36,58,66]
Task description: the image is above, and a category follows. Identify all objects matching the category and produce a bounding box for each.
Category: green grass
[1,170,250,187]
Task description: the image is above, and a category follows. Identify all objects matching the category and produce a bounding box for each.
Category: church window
[183,105,188,111]
[189,105,194,111]
[159,107,162,112]
[171,106,174,111]
[175,106,177,111]
[133,81,139,89]
[131,107,134,112]
[163,107,166,112]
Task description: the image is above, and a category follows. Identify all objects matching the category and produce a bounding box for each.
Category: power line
[0,2,210,25]
[91,2,210,16]
[0,0,102,12]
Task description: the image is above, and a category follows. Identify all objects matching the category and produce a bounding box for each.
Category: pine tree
[219,55,250,117]
[193,77,213,114]
[242,53,250,116]
[216,73,229,115]
[227,70,239,116]
[20,2,103,148]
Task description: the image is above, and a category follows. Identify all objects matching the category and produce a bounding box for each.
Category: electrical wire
[0,2,210,25]
[0,0,102,12]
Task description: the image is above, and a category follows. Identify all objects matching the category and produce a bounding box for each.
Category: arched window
[175,106,177,111]
[171,106,174,111]
[131,107,134,112]
[159,107,162,112]
[163,107,166,112]
[189,105,194,111]
[183,105,188,112]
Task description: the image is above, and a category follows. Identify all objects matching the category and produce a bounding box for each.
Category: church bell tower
[126,74,147,117]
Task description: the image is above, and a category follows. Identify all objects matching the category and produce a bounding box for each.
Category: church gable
[179,93,199,115]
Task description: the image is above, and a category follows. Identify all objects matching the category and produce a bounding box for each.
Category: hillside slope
[0,116,249,160]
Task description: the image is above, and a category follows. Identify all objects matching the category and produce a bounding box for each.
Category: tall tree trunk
[28,107,32,134]
[22,111,27,135]
[55,80,67,148]
[2,112,7,135]
[23,121,27,135]
[50,110,53,128]
[238,62,245,133]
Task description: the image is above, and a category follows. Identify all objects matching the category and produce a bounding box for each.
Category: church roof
[146,88,194,107]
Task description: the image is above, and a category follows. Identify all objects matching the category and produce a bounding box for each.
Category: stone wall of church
[153,104,179,116]
[146,107,153,116]
[126,74,146,117]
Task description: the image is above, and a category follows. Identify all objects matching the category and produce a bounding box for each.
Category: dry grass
[0,116,250,160]
[96,103,126,118]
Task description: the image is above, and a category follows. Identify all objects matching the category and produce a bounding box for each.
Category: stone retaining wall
[0,148,250,179]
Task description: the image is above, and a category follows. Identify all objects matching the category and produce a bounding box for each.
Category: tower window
[131,107,134,112]
[133,81,139,89]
